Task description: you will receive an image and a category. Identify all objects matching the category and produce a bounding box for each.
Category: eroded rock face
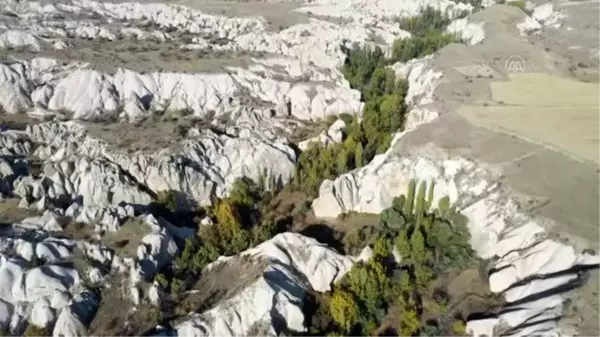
[0,0,597,335]
[175,232,355,336]
[3,121,297,209]
[0,209,183,334]
[311,148,599,336]
[0,0,488,122]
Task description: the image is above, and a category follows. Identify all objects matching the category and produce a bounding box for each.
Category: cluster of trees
[152,176,282,297]
[392,7,461,63]
[293,8,462,197]
[294,47,408,197]
[148,9,475,332]
[307,180,475,336]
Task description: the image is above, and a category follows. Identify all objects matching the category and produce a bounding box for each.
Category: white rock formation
[0,204,186,332]
[176,232,355,336]
[293,0,473,27]
[6,121,296,209]
[0,251,82,333]
[517,3,565,36]
[446,18,485,45]
[0,30,41,52]
[298,119,347,151]
[311,149,599,336]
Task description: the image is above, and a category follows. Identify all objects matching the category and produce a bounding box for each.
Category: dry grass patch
[60,221,96,241]
[0,114,40,130]
[101,217,151,257]
[172,255,268,320]
[12,39,254,74]
[83,118,189,154]
[88,277,160,336]
[0,199,39,225]
[459,73,599,164]
[442,268,506,320]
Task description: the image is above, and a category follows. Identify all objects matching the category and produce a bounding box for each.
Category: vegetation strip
[122,8,487,335]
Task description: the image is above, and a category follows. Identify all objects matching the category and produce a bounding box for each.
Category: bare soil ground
[261,187,379,254]
[59,216,150,258]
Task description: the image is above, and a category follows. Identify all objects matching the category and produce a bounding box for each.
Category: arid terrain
[0,0,598,336]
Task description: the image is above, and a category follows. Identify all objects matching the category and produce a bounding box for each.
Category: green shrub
[292,199,313,216]
[293,45,410,197]
[154,190,179,213]
[341,45,386,97]
[458,0,483,9]
[228,177,261,210]
[392,31,457,63]
[329,290,360,334]
[398,7,453,37]
[307,183,476,336]
[508,0,529,13]
[154,273,169,288]
[173,177,287,277]
[23,325,50,337]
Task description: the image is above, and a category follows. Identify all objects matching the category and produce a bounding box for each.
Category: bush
[293,45,409,197]
[392,31,457,63]
[458,0,483,9]
[451,319,467,335]
[228,177,261,210]
[508,0,530,13]
[329,290,360,334]
[23,325,50,337]
[154,190,179,213]
[173,177,286,277]
[341,45,386,98]
[306,183,476,336]
[398,7,453,37]
[391,8,461,63]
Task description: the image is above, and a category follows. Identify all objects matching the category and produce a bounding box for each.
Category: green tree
[213,200,249,254]
[378,93,404,133]
[330,290,359,334]
[409,228,427,263]
[381,208,405,230]
[437,195,450,218]
[336,147,349,173]
[414,180,427,227]
[155,190,179,213]
[372,237,393,259]
[420,323,444,336]
[395,229,411,260]
[404,180,416,217]
[364,67,396,102]
[398,7,452,37]
[341,45,386,96]
[426,181,435,211]
[229,177,260,210]
[399,308,421,337]
[344,259,391,317]
[355,142,364,168]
